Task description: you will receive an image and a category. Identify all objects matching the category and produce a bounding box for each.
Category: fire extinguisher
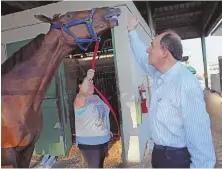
[139,85,148,113]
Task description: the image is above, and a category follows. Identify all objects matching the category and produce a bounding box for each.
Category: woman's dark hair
[76,74,87,93]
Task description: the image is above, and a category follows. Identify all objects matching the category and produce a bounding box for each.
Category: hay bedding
[31,139,122,168]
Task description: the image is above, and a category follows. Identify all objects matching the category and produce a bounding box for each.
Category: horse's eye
[67,13,73,18]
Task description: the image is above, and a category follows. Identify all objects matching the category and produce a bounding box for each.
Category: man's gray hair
[160,30,183,61]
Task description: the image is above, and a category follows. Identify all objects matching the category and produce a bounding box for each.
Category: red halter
[91,40,120,141]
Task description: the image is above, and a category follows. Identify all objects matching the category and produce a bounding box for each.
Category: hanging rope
[91,40,120,141]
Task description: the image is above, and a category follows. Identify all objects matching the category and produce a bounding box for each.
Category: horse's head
[34,7,121,50]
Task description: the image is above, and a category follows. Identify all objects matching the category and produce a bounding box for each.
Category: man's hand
[127,14,139,32]
[86,69,95,80]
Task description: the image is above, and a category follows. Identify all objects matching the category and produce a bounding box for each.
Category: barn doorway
[63,30,122,166]
[64,29,121,142]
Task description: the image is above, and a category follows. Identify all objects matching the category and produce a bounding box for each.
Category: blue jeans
[152,144,191,168]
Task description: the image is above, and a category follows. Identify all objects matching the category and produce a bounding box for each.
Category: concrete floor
[204,89,222,168]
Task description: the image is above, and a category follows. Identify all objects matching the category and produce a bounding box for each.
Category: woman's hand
[81,69,95,95]
[86,69,95,80]
[74,69,95,109]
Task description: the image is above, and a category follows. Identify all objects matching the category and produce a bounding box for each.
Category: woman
[74,69,112,168]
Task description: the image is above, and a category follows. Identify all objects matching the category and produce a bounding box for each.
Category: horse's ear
[34,15,52,23]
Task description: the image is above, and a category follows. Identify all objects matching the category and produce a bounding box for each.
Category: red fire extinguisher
[139,85,148,113]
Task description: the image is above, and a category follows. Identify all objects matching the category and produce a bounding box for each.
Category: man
[127,14,216,168]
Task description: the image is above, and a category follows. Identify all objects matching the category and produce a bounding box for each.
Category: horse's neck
[2,30,73,111]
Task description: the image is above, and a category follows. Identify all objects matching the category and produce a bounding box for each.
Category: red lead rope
[91,40,120,141]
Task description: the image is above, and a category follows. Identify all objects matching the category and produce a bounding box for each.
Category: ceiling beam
[156,13,201,22]
[3,1,42,10]
[156,15,200,28]
[156,25,201,40]
[1,2,22,15]
[153,6,203,18]
[149,1,191,9]
[204,2,222,36]
[201,1,219,34]
[211,20,222,36]
[156,21,197,31]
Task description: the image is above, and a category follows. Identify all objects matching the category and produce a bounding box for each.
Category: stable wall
[113,5,153,162]
[1,1,154,162]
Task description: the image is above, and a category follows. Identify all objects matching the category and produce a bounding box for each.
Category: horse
[1,6,121,168]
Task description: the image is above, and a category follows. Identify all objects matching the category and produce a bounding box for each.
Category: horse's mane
[1,34,45,76]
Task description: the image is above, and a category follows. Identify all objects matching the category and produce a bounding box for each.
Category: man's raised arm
[128,14,157,77]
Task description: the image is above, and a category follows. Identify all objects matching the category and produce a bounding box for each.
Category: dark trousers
[78,142,108,168]
[152,144,191,168]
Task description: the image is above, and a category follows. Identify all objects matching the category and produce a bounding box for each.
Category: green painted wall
[6,39,72,156]
[6,39,33,58]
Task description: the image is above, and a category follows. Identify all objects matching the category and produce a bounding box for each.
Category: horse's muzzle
[104,7,121,26]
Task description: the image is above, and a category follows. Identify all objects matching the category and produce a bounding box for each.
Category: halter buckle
[85,17,92,23]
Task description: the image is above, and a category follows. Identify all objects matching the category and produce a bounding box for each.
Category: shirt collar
[159,61,182,82]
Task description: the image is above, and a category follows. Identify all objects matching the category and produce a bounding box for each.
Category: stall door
[5,39,72,156]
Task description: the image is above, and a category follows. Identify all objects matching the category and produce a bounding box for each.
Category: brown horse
[1,7,121,168]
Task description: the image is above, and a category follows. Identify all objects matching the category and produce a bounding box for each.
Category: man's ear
[34,15,52,23]
[161,47,168,58]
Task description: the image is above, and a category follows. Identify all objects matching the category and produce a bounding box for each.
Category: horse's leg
[17,132,40,168]
[17,143,35,168]
[1,147,18,168]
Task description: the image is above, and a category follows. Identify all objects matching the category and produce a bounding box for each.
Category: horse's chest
[2,102,42,148]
